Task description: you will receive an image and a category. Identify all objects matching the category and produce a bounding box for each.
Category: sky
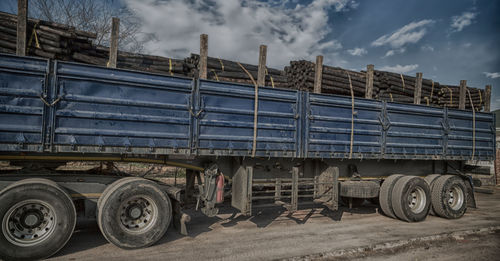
[1,0,499,110]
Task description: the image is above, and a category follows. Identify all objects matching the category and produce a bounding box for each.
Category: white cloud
[379,64,419,74]
[372,20,434,48]
[483,72,500,79]
[421,45,434,52]
[383,48,406,57]
[124,0,355,67]
[451,12,477,32]
[347,47,367,56]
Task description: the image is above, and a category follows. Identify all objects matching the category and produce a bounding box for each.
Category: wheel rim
[447,185,464,210]
[118,195,158,233]
[2,200,57,247]
[408,186,426,214]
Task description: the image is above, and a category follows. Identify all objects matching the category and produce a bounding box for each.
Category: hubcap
[407,187,426,214]
[447,185,464,210]
[2,200,56,246]
[119,196,157,233]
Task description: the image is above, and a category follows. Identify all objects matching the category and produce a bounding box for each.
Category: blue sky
[1,0,499,110]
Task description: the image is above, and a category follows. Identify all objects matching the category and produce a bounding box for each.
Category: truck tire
[391,176,431,222]
[97,177,143,210]
[424,174,441,215]
[430,175,467,219]
[98,178,172,249]
[0,178,76,260]
[379,174,403,219]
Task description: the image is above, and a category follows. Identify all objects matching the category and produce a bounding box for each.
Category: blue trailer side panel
[195,80,300,158]
[50,61,194,155]
[0,55,48,152]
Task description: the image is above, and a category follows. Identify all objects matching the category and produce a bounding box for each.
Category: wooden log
[484,85,491,112]
[314,55,323,93]
[16,0,27,56]
[257,45,267,86]
[459,80,466,110]
[414,72,423,104]
[72,52,107,65]
[365,64,374,99]
[108,17,119,68]
[199,34,208,79]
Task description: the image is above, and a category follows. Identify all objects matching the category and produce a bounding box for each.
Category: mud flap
[314,166,339,211]
[231,166,253,216]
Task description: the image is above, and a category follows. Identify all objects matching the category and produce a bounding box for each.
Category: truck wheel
[431,175,467,219]
[0,178,76,260]
[379,174,403,219]
[424,174,441,216]
[98,178,172,249]
[391,176,431,222]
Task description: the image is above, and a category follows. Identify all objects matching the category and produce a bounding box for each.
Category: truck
[0,53,496,260]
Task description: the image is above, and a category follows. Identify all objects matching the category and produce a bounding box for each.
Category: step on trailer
[0,53,496,259]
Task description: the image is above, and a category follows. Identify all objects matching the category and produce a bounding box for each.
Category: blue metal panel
[50,61,194,154]
[0,54,48,152]
[305,93,383,159]
[195,80,300,157]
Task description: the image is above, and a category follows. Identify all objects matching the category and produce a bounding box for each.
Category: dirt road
[50,187,500,260]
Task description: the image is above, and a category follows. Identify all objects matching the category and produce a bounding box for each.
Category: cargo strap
[400,74,405,91]
[424,96,430,106]
[347,72,354,159]
[39,95,61,107]
[28,23,41,51]
[238,62,258,157]
[466,89,476,160]
[477,89,482,106]
[430,80,434,100]
[168,58,173,76]
[265,67,275,88]
[389,92,393,102]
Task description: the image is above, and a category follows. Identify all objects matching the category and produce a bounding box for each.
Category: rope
[168,58,173,76]
[28,23,41,52]
[238,62,259,157]
[265,67,275,88]
[446,86,453,106]
[400,74,405,91]
[218,58,224,71]
[430,80,434,100]
[466,89,476,160]
[211,69,219,81]
[347,72,354,159]
[477,89,482,106]
[424,96,429,106]
[39,95,61,107]
[389,92,393,102]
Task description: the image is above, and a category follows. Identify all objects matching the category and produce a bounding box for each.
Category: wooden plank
[365,64,374,99]
[199,34,208,79]
[257,45,267,86]
[414,72,423,104]
[107,17,120,68]
[459,80,467,110]
[16,0,27,56]
[484,85,491,112]
[313,55,323,93]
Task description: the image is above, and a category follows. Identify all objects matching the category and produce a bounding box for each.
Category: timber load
[184,54,289,88]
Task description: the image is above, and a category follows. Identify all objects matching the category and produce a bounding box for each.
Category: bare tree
[27,0,144,52]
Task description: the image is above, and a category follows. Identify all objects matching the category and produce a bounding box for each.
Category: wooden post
[459,80,467,110]
[365,64,374,99]
[16,0,28,56]
[199,34,208,79]
[107,17,120,68]
[314,55,323,93]
[484,85,491,112]
[414,72,423,104]
[257,45,267,86]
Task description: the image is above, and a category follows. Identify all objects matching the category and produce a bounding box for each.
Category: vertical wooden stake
[16,0,28,56]
[257,45,267,87]
[108,17,120,68]
[459,80,467,110]
[414,72,423,104]
[484,85,491,112]
[199,34,208,79]
[365,64,374,99]
[314,55,323,94]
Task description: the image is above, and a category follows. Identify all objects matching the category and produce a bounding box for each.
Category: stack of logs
[285,60,379,97]
[375,70,440,105]
[184,54,289,88]
[437,85,485,111]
